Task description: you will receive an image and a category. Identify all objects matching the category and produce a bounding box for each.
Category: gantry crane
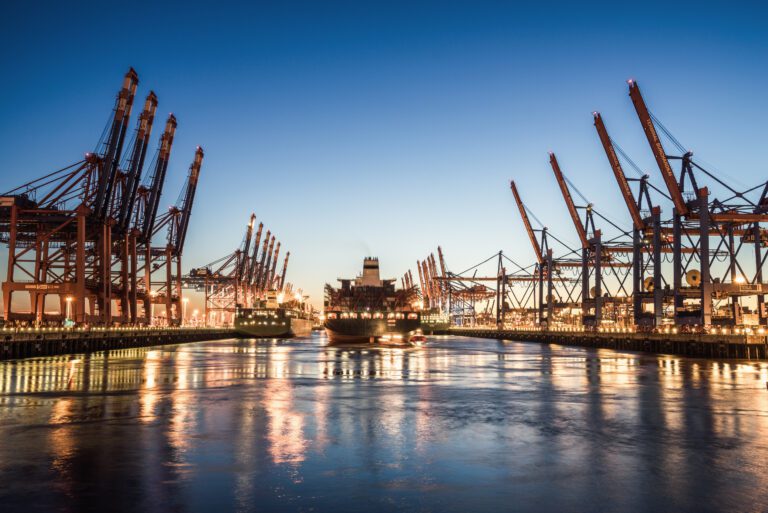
[510,180,581,326]
[548,152,635,328]
[144,147,203,325]
[627,80,768,328]
[0,68,203,327]
[594,111,666,327]
[185,214,286,326]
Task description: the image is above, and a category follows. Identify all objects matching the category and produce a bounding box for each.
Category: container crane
[594,111,664,327]
[253,231,271,297]
[629,80,712,326]
[245,222,264,304]
[628,80,691,216]
[237,214,256,293]
[279,252,290,290]
[146,147,204,325]
[116,92,158,234]
[93,68,139,221]
[137,115,177,243]
[549,152,591,249]
[510,180,584,326]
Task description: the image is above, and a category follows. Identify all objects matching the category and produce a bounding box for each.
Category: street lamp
[182,297,189,326]
[65,296,73,324]
[149,290,157,326]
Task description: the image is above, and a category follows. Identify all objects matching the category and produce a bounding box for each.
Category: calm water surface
[1,333,768,512]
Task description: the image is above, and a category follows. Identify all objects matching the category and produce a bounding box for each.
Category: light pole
[65,296,73,325]
[182,297,189,326]
[149,290,157,326]
[192,309,199,327]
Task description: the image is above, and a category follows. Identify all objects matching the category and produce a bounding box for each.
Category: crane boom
[510,180,543,263]
[269,242,281,289]
[117,92,157,234]
[94,68,139,220]
[246,222,263,285]
[593,112,644,230]
[140,114,177,242]
[416,262,426,302]
[438,246,447,278]
[628,80,688,216]
[429,253,440,302]
[422,260,434,305]
[173,146,203,255]
[279,252,290,289]
[549,152,588,248]
[238,214,256,281]
[261,235,276,291]
[254,231,271,292]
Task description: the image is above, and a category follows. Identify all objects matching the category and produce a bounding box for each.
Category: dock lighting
[734,275,746,284]
[277,293,285,304]
[182,297,189,325]
[294,292,302,302]
[65,296,73,320]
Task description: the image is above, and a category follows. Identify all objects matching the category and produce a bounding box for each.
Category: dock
[0,327,234,361]
[445,327,768,360]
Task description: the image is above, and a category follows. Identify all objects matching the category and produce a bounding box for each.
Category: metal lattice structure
[184,214,289,326]
[0,68,203,326]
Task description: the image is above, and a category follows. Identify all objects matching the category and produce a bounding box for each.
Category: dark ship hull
[325,317,421,344]
[235,308,312,338]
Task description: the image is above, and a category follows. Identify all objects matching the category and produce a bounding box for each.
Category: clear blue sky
[2,0,767,308]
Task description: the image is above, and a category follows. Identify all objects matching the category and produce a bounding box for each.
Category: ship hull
[235,317,312,338]
[324,318,421,344]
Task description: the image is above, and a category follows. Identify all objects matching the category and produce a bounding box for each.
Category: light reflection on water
[0,333,768,512]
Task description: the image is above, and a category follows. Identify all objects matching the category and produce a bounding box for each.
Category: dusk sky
[2,0,767,308]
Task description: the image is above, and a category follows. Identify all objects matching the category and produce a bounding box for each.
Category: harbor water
[1,333,768,512]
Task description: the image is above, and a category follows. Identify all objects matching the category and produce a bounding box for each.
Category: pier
[446,327,768,360]
[0,326,233,360]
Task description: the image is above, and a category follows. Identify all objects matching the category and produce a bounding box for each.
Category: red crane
[279,251,290,290]
[549,152,589,248]
[510,180,544,264]
[627,80,689,216]
[593,112,645,231]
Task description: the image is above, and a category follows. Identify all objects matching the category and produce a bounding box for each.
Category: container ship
[324,257,423,345]
[420,308,450,334]
[235,290,313,338]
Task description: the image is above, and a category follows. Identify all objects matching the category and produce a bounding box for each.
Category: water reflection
[0,334,768,512]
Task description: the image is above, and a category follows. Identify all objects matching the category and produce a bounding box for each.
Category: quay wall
[0,327,235,361]
[443,328,768,360]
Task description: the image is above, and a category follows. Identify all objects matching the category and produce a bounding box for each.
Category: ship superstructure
[324,257,421,344]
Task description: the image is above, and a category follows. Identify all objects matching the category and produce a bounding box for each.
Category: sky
[1,0,767,310]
